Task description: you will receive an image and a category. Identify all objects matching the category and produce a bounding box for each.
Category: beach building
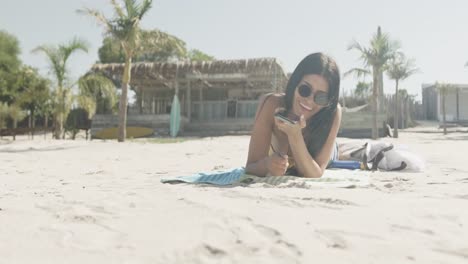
[90,58,288,136]
[422,83,468,124]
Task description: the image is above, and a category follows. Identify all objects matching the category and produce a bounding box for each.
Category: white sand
[1,128,467,264]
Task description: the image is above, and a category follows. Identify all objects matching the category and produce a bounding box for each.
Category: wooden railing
[191,100,258,121]
[0,127,53,137]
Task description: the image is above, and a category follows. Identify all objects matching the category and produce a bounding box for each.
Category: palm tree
[32,38,89,139]
[387,53,418,138]
[98,29,187,63]
[77,73,118,120]
[354,81,372,99]
[436,82,453,135]
[348,26,400,139]
[78,0,153,142]
[343,68,371,100]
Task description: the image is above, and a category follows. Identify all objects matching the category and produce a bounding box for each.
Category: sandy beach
[1,126,467,264]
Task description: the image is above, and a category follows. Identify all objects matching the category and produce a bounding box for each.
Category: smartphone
[274,112,295,124]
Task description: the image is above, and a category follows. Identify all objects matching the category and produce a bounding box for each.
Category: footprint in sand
[315,229,348,249]
[251,223,302,257]
[391,224,435,236]
[454,194,468,200]
[316,229,385,249]
[301,197,357,206]
[433,248,468,260]
[202,243,227,256]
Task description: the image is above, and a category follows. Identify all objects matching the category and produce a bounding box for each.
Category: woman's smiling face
[291,74,329,120]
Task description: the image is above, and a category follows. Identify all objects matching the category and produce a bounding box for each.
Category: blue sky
[1,0,468,101]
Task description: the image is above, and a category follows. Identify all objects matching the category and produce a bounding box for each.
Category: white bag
[364,142,425,172]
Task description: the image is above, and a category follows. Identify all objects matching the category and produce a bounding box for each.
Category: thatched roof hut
[91,58,288,123]
[90,58,288,93]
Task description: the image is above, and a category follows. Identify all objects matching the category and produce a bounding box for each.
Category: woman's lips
[299,102,312,111]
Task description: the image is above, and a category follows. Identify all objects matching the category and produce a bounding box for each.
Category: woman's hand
[274,109,306,138]
[265,152,289,176]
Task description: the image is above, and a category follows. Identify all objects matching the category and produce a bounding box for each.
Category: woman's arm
[245,94,284,176]
[281,105,342,178]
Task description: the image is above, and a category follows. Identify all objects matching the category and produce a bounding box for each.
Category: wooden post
[44,114,48,139]
[187,81,192,122]
[199,86,204,121]
[456,88,460,122]
[28,113,32,139]
[139,88,144,114]
[181,93,185,115]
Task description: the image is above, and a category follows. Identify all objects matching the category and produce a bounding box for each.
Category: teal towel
[160,167,370,188]
[161,167,245,185]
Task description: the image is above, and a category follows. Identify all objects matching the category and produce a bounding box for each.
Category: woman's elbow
[302,168,325,178]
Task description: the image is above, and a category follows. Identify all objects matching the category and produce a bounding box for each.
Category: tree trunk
[56,114,63,139]
[393,79,399,138]
[372,68,379,139]
[13,118,17,141]
[118,56,132,142]
[44,114,48,139]
[28,114,32,139]
[442,91,447,135]
[379,70,384,108]
[58,111,65,139]
[31,108,35,140]
[404,97,408,128]
[54,89,64,140]
[62,89,67,140]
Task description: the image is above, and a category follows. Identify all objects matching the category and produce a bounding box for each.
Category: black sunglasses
[297,84,330,106]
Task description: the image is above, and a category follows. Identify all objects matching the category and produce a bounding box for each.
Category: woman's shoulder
[334,104,342,123]
[258,92,285,109]
[253,93,285,123]
[337,103,342,113]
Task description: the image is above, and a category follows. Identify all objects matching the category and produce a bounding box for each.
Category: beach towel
[160,167,370,188]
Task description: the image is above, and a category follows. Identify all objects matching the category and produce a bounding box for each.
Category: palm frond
[138,0,152,20]
[403,58,420,78]
[76,7,112,32]
[110,0,126,18]
[343,68,370,79]
[77,95,97,119]
[387,53,419,81]
[348,40,372,67]
[60,37,89,64]
[31,45,64,85]
[78,73,117,116]
[124,0,138,18]
[79,74,115,95]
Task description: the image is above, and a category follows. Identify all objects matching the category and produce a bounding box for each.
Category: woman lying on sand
[245,53,341,178]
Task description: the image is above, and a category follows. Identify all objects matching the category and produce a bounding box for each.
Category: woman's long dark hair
[284,53,340,161]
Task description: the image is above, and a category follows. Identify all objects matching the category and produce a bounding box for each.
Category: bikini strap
[254,93,276,122]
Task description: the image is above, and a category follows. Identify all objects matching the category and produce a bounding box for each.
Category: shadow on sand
[0,144,80,153]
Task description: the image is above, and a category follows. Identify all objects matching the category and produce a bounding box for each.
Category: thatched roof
[90,58,288,88]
